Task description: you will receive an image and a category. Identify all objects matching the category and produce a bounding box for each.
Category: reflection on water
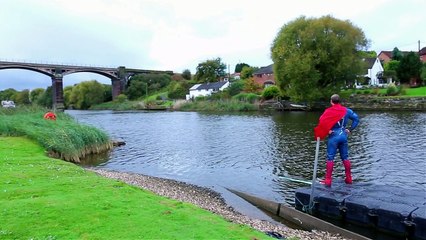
[67,110,426,208]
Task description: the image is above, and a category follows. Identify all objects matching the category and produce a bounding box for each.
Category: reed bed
[0,106,111,162]
[179,99,259,111]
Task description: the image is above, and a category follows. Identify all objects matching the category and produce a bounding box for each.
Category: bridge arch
[0,61,173,110]
[0,65,121,110]
[0,65,55,78]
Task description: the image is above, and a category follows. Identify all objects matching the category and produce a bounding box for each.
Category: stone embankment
[268,97,426,111]
[344,96,426,111]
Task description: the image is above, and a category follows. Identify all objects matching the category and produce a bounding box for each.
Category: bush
[115,94,128,103]
[195,96,206,101]
[233,93,260,103]
[262,85,280,100]
[386,83,399,96]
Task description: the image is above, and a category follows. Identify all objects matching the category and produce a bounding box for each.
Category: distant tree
[172,74,184,81]
[0,88,18,101]
[37,86,52,108]
[227,80,244,96]
[69,80,105,109]
[240,66,257,79]
[30,88,45,104]
[126,80,147,100]
[397,52,422,84]
[103,84,112,102]
[359,51,377,58]
[271,15,369,102]
[182,69,192,80]
[383,60,400,82]
[63,86,73,109]
[392,47,404,61]
[421,63,426,85]
[384,60,400,72]
[243,78,262,93]
[125,73,172,99]
[168,81,189,99]
[194,58,226,83]
[234,63,250,73]
[14,89,30,105]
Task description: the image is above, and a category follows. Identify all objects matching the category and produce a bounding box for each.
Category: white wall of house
[186,81,230,100]
[366,58,384,86]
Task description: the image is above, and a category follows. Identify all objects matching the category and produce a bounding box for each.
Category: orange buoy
[44,112,57,120]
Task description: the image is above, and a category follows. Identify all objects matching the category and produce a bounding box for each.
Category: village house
[252,64,275,88]
[186,81,230,100]
[358,57,387,87]
[378,47,426,63]
[419,47,426,62]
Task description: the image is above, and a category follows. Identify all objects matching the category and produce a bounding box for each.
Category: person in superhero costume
[314,94,359,186]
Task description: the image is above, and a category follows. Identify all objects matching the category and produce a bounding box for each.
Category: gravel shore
[87,168,349,240]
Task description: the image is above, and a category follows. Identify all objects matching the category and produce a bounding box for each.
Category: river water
[66,110,426,220]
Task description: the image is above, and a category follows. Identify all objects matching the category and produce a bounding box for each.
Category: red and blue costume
[314,103,359,186]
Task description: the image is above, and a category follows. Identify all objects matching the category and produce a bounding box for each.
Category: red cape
[314,104,347,140]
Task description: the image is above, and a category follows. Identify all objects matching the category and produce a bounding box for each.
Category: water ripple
[68,110,426,205]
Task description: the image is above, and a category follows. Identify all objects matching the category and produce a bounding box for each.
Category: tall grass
[178,99,258,111]
[0,106,111,162]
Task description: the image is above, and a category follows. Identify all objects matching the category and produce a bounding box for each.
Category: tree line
[2,15,425,108]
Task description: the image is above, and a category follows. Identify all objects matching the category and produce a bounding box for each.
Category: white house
[361,57,385,86]
[1,100,15,108]
[186,81,230,100]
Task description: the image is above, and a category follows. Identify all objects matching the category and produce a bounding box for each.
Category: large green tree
[194,58,226,83]
[37,86,52,108]
[0,88,18,101]
[392,47,404,61]
[14,89,30,105]
[271,15,369,102]
[69,80,106,109]
[397,52,422,85]
[182,69,192,80]
[240,66,258,79]
[30,88,45,104]
[383,60,400,82]
[234,63,250,73]
[421,63,426,84]
[126,73,172,100]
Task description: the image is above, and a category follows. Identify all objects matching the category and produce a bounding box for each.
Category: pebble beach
[88,168,349,240]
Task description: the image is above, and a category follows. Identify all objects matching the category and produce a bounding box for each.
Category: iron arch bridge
[0,61,173,110]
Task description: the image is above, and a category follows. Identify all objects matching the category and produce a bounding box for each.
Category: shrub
[262,85,280,100]
[386,83,399,96]
[233,93,260,103]
[115,94,128,103]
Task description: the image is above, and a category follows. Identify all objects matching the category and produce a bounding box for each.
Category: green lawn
[403,86,426,96]
[0,137,272,240]
[342,86,426,97]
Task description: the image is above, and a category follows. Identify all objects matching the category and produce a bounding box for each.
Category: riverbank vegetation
[0,137,271,239]
[1,16,425,111]
[0,107,111,162]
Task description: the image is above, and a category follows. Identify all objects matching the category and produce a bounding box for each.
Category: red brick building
[253,64,275,87]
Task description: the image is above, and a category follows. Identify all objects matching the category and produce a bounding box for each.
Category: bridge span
[0,61,173,110]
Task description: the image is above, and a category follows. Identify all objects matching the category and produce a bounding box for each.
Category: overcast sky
[0,0,425,90]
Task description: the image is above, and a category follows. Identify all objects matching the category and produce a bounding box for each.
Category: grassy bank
[0,107,111,162]
[0,137,271,239]
[178,99,258,112]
